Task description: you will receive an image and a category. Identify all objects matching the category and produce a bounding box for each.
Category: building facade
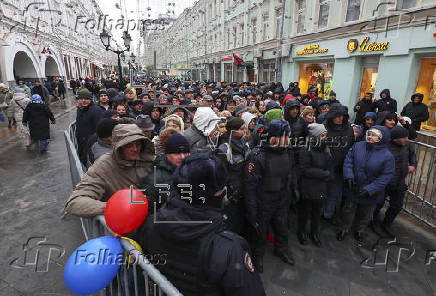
[146,0,436,131]
[282,0,436,131]
[0,0,117,87]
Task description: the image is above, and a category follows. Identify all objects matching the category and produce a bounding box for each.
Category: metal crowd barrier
[404,141,436,229]
[64,122,183,296]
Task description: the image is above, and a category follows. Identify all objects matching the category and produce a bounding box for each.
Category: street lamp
[99,28,133,79]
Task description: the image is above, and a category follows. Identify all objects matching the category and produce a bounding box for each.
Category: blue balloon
[64,236,124,295]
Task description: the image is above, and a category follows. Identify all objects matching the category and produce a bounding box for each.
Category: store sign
[296,44,329,55]
[221,56,233,61]
[347,37,389,53]
[41,47,52,54]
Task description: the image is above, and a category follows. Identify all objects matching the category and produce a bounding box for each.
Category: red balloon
[104,188,149,235]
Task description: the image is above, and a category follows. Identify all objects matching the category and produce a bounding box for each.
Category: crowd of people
[63,77,429,295]
[0,79,64,151]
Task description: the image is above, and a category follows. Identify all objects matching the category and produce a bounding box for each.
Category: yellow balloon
[120,237,143,264]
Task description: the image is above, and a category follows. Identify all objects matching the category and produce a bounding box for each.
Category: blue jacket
[343,125,395,204]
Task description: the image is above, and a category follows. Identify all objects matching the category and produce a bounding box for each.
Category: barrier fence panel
[64,122,183,296]
[404,141,436,228]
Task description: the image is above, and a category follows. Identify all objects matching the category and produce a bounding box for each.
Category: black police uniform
[244,144,292,262]
[134,198,265,296]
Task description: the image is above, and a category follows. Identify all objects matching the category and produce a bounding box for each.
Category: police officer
[244,119,295,273]
[134,154,265,296]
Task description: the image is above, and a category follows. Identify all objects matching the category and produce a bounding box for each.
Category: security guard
[244,119,295,273]
[134,154,265,296]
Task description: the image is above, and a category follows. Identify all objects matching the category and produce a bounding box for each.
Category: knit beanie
[391,126,409,140]
[165,133,190,154]
[308,123,327,138]
[96,119,118,139]
[226,117,245,131]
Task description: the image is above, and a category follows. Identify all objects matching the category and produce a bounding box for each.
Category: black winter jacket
[388,142,416,187]
[324,105,354,177]
[401,99,429,131]
[75,103,104,162]
[299,146,333,201]
[354,99,376,124]
[374,89,397,113]
[22,101,55,140]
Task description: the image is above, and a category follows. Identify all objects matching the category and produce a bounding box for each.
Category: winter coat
[75,102,104,162]
[343,126,395,205]
[31,85,50,103]
[22,100,55,140]
[388,142,416,187]
[400,96,429,131]
[374,89,397,113]
[132,198,266,296]
[354,99,376,125]
[10,93,30,122]
[0,90,13,110]
[88,139,112,165]
[142,154,176,208]
[299,145,333,201]
[15,85,31,98]
[284,100,308,144]
[65,124,155,218]
[376,111,418,140]
[183,107,219,154]
[324,105,354,177]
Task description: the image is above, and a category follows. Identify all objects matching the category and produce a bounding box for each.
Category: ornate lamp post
[100,29,132,79]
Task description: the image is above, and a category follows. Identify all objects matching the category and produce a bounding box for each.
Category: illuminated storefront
[415,58,436,131]
[298,63,334,99]
[359,56,380,99]
[283,23,436,133]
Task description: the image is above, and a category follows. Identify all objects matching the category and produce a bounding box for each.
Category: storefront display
[415,58,436,131]
[298,63,334,99]
[359,56,380,99]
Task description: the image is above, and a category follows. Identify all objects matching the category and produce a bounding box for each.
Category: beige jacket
[65,124,155,218]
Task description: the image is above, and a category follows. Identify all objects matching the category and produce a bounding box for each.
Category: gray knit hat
[308,123,327,138]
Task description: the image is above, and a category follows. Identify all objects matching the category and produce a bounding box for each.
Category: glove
[358,190,370,199]
[345,179,355,190]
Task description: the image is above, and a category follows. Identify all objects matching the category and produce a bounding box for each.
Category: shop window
[318,0,330,29]
[261,60,276,82]
[224,63,233,81]
[235,66,245,82]
[298,63,334,99]
[415,59,436,131]
[359,56,380,100]
[346,0,361,22]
